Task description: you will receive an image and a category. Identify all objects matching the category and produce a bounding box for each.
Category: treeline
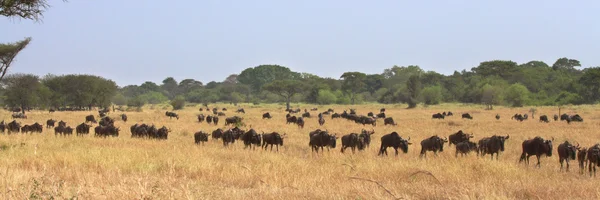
[1,57,599,111]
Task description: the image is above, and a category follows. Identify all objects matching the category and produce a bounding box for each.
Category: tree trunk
[21,105,25,114]
[286,96,291,110]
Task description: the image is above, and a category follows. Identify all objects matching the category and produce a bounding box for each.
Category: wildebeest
[446,111,454,116]
[557,141,579,172]
[194,131,209,144]
[341,133,363,153]
[222,108,227,111]
[560,113,569,121]
[58,120,66,127]
[420,136,448,158]
[360,117,376,126]
[378,132,411,156]
[461,113,473,120]
[197,114,205,123]
[46,119,56,128]
[262,132,284,151]
[211,128,223,140]
[225,116,243,126]
[578,147,588,174]
[512,114,525,122]
[206,115,213,124]
[455,141,477,157]
[477,135,510,160]
[121,114,128,122]
[495,114,500,120]
[432,113,444,119]
[380,108,385,113]
[318,116,325,126]
[7,120,21,134]
[241,129,261,150]
[76,123,91,136]
[262,112,272,119]
[359,129,375,148]
[85,115,97,123]
[448,130,473,146]
[156,126,170,139]
[212,116,219,125]
[0,121,5,133]
[49,108,55,113]
[383,117,397,126]
[587,144,600,176]
[11,112,27,119]
[286,114,297,124]
[217,112,226,116]
[236,108,245,114]
[302,112,311,118]
[99,116,115,126]
[94,125,119,137]
[309,129,337,153]
[566,114,583,124]
[553,114,559,121]
[367,112,374,117]
[376,113,386,119]
[331,113,341,119]
[221,128,236,147]
[519,136,554,167]
[296,117,305,128]
[165,111,179,120]
[539,115,549,123]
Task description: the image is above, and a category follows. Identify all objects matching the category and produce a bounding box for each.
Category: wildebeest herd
[3,106,600,177]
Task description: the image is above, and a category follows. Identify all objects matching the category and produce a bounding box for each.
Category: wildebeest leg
[394,147,398,156]
[276,144,279,152]
[559,158,564,171]
[455,150,458,158]
[566,158,570,172]
[341,146,346,153]
[536,155,541,168]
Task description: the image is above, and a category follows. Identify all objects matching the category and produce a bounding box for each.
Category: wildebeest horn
[505,135,510,139]
[408,136,411,141]
[551,137,555,141]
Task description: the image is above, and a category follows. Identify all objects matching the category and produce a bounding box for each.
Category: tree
[0,37,31,81]
[552,57,581,71]
[504,83,530,107]
[421,85,442,105]
[578,67,600,103]
[238,65,300,92]
[223,74,238,84]
[316,89,337,105]
[364,74,384,95]
[340,72,366,104]
[161,77,178,99]
[170,95,185,110]
[481,84,503,110]
[262,80,305,110]
[178,79,202,94]
[472,60,518,79]
[0,0,55,21]
[112,93,127,106]
[1,73,46,113]
[406,75,421,108]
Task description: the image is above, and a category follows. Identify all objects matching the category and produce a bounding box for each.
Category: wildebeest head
[360,129,375,146]
[544,137,554,156]
[492,135,510,151]
[328,134,338,148]
[399,136,412,153]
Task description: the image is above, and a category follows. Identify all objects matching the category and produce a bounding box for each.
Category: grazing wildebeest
[197,114,205,123]
[165,111,179,120]
[461,113,473,119]
[367,112,374,117]
[236,108,245,114]
[519,136,554,167]
[560,114,570,121]
[327,108,334,113]
[512,114,523,121]
[376,113,386,119]
[378,132,411,156]
[420,136,448,158]
[211,128,223,140]
[359,129,375,148]
[557,141,579,172]
[217,112,226,116]
[341,133,362,153]
[99,116,115,126]
[212,116,219,125]
[477,135,510,160]
[241,129,261,150]
[46,119,56,128]
[448,130,473,146]
[76,123,91,136]
[225,116,243,126]
[539,115,549,123]
[302,112,311,118]
[222,108,227,111]
[455,141,478,157]
[447,112,453,116]
[7,120,21,134]
[309,130,337,153]
[578,147,588,174]
[331,113,341,119]
[85,115,97,123]
[553,114,559,121]
[94,125,119,137]
[318,116,325,126]
[566,114,583,124]
[58,120,66,127]
[296,117,305,128]
[262,112,272,119]
[383,117,397,126]
[286,114,297,124]
[495,114,500,120]
[206,115,213,124]
[361,117,376,126]
[432,113,444,119]
[49,108,55,113]
[587,144,600,177]
[194,131,209,144]
[121,114,128,122]
[262,132,284,151]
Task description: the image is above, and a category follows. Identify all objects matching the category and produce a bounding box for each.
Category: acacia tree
[340,72,366,104]
[263,80,305,110]
[0,37,30,80]
[1,73,49,113]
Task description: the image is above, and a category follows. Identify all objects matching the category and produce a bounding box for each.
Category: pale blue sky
[3,1,599,86]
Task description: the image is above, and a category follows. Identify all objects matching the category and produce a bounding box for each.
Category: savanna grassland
[1,103,600,200]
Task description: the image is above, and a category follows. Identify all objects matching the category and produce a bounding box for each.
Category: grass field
[1,103,600,199]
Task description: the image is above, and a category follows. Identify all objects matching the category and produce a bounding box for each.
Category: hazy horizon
[3,1,599,86]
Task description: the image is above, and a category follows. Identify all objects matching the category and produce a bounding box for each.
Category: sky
[3,1,600,86]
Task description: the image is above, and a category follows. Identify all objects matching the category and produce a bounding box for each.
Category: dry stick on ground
[407,170,441,185]
[348,176,402,200]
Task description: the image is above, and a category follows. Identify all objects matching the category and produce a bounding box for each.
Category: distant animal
[367,112,374,117]
[495,114,500,120]
[262,132,284,151]
[477,135,510,160]
[553,114,559,121]
[236,108,245,114]
[455,141,478,157]
[539,115,549,123]
[376,113,386,118]
[7,120,21,134]
[512,114,525,122]
[331,113,341,119]
[296,117,305,128]
[461,113,473,120]
[46,119,56,128]
[49,109,55,113]
[165,111,179,120]
[448,130,473,146]
[217,112,226,116]
[225,116,243,126]
[519,136,554,167]
[383,117,397,126]
[206,115,213,124]
[302,112,311,118]
[309,130,337,153]
[378,132,411,156]
[566,114,583,124]
[262,112,272,119]
[446,112,453,116]
[380,108,385,113]
[194,131,209,144]
[578,147,588,174]
[286,114,297,124]
[121,114,128,122]
[212,116,219,125]
[12,112,27,119]
[359,129,375,148]
[420,136,448,158]
[560,113,569,121]
[76,123,91,136]
[318,116,325,126]
[432,113,444,119]
[587,144,600,177]
[341,133,363,154]
[85,115,97,123]
[221,128,236,147]
[557,141,579,172]
[197,114,205,123]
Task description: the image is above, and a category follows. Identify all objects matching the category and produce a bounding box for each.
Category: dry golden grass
[1,103,600,199]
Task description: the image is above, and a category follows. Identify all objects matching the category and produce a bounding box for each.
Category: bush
[504,83,530,107]
[316,90,337,105]
[127,96,145,108]
[421,85,443,105]
[170,96,186,110]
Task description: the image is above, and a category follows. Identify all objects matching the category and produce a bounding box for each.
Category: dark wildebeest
[359,129,375,148]
[539,115,549,123]
[512,114,525,122]
[462,113,473,120]
[286,114,297,124]
[328,108,334,113]
[121,114,128,122]
[578,147,588,174]
[557,141,579,172]
[0,121,5,133]
[236,108,245,114]
[495,114,500,120]
[206,115,213,124]
[7,120,21,134]
[211,128,223,140]
[99,116,115,126]
[361,117,376,126]
[309,130,337,153]
[383,117,396,126]
[587,144,600,177]
[378,132,411,156]
[376,112,386,119]
[296,117,305,128]
[156,126,169,140]
[318,116,325,126]
[477,135,510,160]
[455,141,478,157]
[341,133,363,153]
[553,114,559,121]
[448,130,473,146]
[420,136,448,158]
[46,119,56,128]
[262,112,272,119]
[519,136,554,167]
[76,123,91,136]
[380,108,385,113]
[58,120,66,127]
[262,132,284,151]
[194,131,209,144]
[447,111,454,116]
[85,115,97,123]
[241,129,261,150]
[217,112,226,116]
[11,112,27,119]
[560,114,570,121]
[49,108,55,113]
[566,114,583,124]
[331,113,341,119]
[197,114,205,123]
[221,128,236,147]
[212,116,219,125]
[302,112,311,118]
[222,108,227,111]
[367,112,374,117]
[165,111,179,120]
[432,113,444,119]
[225,116,243,126]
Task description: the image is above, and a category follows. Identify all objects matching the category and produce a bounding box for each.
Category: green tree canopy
[263,79,305,110]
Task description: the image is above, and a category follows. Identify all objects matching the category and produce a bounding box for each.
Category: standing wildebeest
[12,112,27,119]
[446,111,454,116]
[286,114,297,124]
[376,113,386,119]
[553,114,559,121]
[539,115,549,123]
[587,144,600,177]
[165,111,179,120]
[383,117,397,126]
[262,132,284,151]
[318,116,325,126]
[296,117,305,128]
[378,132,411,156]
[76,123,91,136]
[0,121,5,133]
[461,113,473,119]
[341,133,363,153]
[58,120,66,127]
[211,128,223,140]
[578,147,588,174]
[359,129,375,148]
[566,114,583,124]
[7,120,21,134]
[432,113,444,119]
[361,117,376,126]
[241,129,261,150]
[557,141,579,172]
[197,114,205,123]
[262,112,272,119]
[46,119,56,128]
[221,128,236,147]
[236,108,245,114]
[194,131,209,144]
[206,115,213,124]
[420,136,448,158]
[448,130,473,146]
[477,135,510,160]
[495,114,500,120]
[367,112,374,117]
[331,113,341,119]
[85,115,97,123]
[455,141,478,157]
[225,116,243,126]
[302,112,311,118]
[212,116,219,125]
[380,108,385,113]
[309,130,337,153]
[519,136,554,167]
[217,112,226,116]
[512,114,525,121]
[121,114,128,122]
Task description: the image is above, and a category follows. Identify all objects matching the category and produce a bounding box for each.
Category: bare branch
[348,176,401,200]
